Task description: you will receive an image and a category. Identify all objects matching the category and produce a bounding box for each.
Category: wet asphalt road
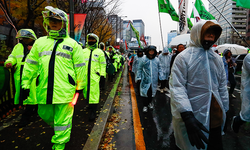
[129,74,250,150]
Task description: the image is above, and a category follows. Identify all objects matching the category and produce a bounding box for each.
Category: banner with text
[178,0,189,34]
[67,14,87,42]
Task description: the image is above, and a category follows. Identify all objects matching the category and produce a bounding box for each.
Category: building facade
[132,19,145,38]
[209,0,247,45]
[246,10,250,42]
[145,36,151,45]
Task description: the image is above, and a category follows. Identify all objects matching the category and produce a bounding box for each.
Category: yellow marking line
[129,73,146,150]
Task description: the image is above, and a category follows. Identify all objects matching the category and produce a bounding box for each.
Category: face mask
[138,52,143,57]
[202,40,214,50]
[28,40,35,46]
[88,41,96,46]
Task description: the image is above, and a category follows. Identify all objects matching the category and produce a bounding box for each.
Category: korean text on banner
[67,14,87,42]
[179,0,189,35]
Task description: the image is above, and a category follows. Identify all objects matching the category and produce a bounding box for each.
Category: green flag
[191,0,215,20]
[158,0,179,22]
[233,0,250,9]
[158,0,193,30]
[187,18,193,30]
[129,22,142,48]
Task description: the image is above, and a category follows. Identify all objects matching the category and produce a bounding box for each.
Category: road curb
[83,69,124,150]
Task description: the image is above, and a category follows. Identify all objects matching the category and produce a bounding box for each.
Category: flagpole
[157,0,165,50]
[208,0,250,49]
[217,0,228,22]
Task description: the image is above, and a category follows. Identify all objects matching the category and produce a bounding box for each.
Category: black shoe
[232,116,245,133]
[88,104,97,122]
[89,111,96,122]
[230,94,236,99]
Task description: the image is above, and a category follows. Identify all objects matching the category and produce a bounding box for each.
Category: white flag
[178,0,189,35]
[192,3,201,23]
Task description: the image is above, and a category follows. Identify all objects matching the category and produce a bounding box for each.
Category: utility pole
[69,0,74,39]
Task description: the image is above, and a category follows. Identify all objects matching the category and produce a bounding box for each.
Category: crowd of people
[128,20,250,150]
[4,6,124,150]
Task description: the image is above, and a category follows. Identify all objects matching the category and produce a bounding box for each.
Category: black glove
[232,115,245,133]
[21,89,30,101]
[181,111,209,149]
[76,89,83,95]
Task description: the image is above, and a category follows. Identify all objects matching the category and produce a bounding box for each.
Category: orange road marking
[129,73,146,150]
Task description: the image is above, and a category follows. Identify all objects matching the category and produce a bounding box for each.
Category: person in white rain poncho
[136,46,164,113]
[170,20,229,150]
[158,47,172,93]
[132,48,144,92]
[232,53,250,133]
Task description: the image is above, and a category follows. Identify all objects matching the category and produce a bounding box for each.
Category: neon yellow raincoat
[82,33,106,104]
[4,29,37,105]
[21,6,85,150]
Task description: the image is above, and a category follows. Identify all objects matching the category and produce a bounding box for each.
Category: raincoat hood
[189,20,222,49]
[42,6,68,39]
[163,47,169,54]
[86,33,99,49]
[145,45,157,59]
[137,48,144,57]
[99,42,105,51]
[223,49,231,57]
[16,29,37,40]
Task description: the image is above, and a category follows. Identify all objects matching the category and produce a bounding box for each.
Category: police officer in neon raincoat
[99,42,108,90]
[107,46,116,81]
[21,6,85,150]
[170,20,229,150]
[4,29,37,127]
[158,47,171,93]
[136,45,164,112]
[232,53,250,133]
[83,33,106,121]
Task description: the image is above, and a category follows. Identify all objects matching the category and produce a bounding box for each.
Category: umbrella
[169,34,190,46]
[216,44,248,55]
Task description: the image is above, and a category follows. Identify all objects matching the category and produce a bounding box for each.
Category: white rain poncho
[158,48,172,80]
[169,20,229,150]
[136,56,164,97]
[240,54,250,122]
[132,55,145,81]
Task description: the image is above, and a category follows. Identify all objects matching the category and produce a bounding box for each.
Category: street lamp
[69,0,74,39]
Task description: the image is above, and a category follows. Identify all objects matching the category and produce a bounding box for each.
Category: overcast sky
[119,0,209,50]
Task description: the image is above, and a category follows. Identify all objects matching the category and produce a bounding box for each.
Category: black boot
[88,104,98,122]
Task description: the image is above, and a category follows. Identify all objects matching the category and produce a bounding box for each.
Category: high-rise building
[246,10,250,42]
[123,20,132,42]
[123,19,146,48]
[209,0,247,45]
[132,19,145,37]
[108,15,123,44]
[145,36,151,45]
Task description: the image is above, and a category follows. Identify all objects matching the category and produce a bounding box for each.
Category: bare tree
[57,0,123,45]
